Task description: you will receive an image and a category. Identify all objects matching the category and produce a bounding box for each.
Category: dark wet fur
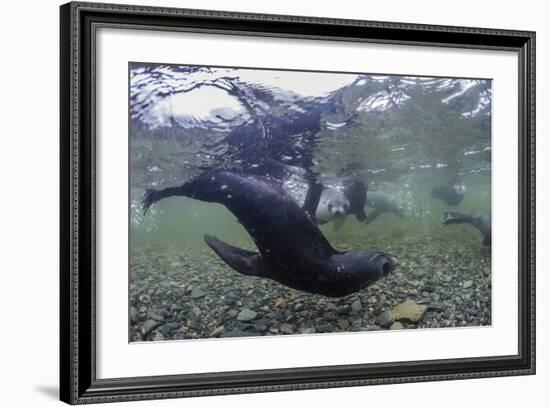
[143,171,397,297]
[431,185,464,206]
[344,180,368,222]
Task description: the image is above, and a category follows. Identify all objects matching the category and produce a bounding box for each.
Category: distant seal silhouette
[431,183,466,206]
[442,211,491,246]
[365,191,403,224]
[143,171,397,297]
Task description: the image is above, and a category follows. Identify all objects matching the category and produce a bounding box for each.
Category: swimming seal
[431,183,466,206]
[365,191,403,224]
[442,211,491,246]
[143,171,397,297]
[315,187,350,230]
[304,180,368,230]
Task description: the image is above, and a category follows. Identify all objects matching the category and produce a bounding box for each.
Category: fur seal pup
[431,183,466,206]
[143,171,397,297]
[304,180,368,230]
[314,187,350,229]
[365,191,403,224]
[442,212,491,246]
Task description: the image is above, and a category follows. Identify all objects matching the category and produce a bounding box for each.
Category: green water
[130,172,490,246]
[129,173,491,342]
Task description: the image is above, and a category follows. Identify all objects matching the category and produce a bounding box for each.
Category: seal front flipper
[333,216,346,231]
[302,181,323,220]
[354,208,367,222]
[204,234,267,277]
[344,180,368,222]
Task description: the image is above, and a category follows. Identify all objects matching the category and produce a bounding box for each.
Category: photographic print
[129,63,492,342]
[60,4,535,402]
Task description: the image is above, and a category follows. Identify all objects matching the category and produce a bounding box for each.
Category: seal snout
[381,255,398,277]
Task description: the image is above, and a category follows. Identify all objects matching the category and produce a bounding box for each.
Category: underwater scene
[129,63,492,342]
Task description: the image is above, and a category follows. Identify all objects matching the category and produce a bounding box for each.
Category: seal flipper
[143,184,193,214]
[204,234,267,277]
[354,208,367,222]
[302,181,323,220]
[344,180,368,223]
[441,212,472,225]
[333,216,346,231]
[366,209,382,224]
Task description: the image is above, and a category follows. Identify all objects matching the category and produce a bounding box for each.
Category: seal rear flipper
[441,212,472,225]
[143,189,161,214]
[365,209,382,225]
[204,234,267,277]
[142,184,193,214]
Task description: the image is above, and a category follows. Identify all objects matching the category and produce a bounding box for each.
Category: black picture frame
[60,1,536,404]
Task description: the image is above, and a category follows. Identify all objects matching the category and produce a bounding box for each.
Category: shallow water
[129,64,491,341]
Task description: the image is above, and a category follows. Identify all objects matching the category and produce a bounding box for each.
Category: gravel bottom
[129,226,491,342]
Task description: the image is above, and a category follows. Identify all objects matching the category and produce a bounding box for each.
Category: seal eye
[328,204,333,212]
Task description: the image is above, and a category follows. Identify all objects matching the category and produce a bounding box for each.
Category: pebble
[427,303,445,312]
[376,310,395,328]
[422,285,435,293]
[253,321,269,332]
[463,281,473,289]
[350,319,363,331]
[237,308,258,321]
[190,288,206,299]
[211,326,224,337]
[324,302,337,311]
[130,307,139,323]
[142,319,159,335]
[389,321,405,330]
[392,300,428,322]
[161,322,178,336]
[337,319,349,330]
[223,292,239,305]
[148,311,164,322]
[317,323,335,333]
[280,323,295,334]
[351,300,363,312]
[274,297,287,308]
[225,328,250,337]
